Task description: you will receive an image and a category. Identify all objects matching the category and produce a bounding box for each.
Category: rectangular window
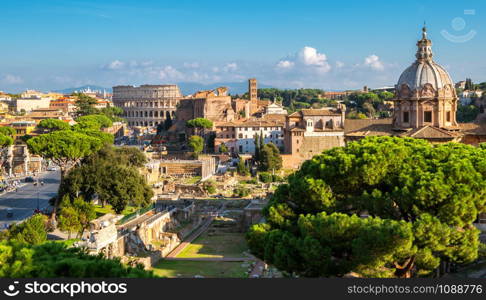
[403,111,409,123]
[424,111,432,123]
[446,111,451,122]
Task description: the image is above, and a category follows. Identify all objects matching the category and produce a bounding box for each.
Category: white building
[459,90,483,105]
[264,101,288,115]
[235,120,285,154]
[15,96,51,113]
[214,115,286,154]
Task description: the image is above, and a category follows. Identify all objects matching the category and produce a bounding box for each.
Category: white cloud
[364,55,384,71]
[276,46,331,73]
[298,46,328,67]
[105,60,125,70]
[276,60,294,69]
[2,74,23,84]
[183,62,200,69]
[223,62,238,72]
[156,66,184,81]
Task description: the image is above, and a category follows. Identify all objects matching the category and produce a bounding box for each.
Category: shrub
[234,185,250,197]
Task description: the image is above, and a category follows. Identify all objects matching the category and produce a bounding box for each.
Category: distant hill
[54,82,274,96]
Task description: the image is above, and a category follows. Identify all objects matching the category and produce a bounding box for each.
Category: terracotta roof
[260,114,286,122]
[345,124,395,137]
[344,118,462,140]
[344,118,392,133]
[214,115,285,128]
[300,108,342,116]
[458,122,486,135]
[402,126,460,139]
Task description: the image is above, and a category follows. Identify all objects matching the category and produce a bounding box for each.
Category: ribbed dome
[397,60,454,91]
[396,25,454,95]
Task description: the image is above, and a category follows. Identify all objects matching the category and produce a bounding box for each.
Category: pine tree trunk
[394,257,415,278]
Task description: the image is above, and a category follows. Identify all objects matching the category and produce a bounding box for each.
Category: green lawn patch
[184,176,201,185]
[94,204,137,217]
[152,260,248,278]
[176,232,248,258]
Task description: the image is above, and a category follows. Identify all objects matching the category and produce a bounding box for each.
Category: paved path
[166,216,214,258]
[164,257,254,262]
[0,171,60,229]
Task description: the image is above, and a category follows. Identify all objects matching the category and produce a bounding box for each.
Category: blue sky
[0,0,485,93]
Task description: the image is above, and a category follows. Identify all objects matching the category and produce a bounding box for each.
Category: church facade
[346,26,486,145]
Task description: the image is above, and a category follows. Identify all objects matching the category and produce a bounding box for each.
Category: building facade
[284,106,346,159]
[112,84,183,127]
[214,114,286,154]
[15,97,51,113]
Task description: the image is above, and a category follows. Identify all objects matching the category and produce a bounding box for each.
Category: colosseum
[112,84,183,127]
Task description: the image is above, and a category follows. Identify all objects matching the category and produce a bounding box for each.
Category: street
[0,171,60,228]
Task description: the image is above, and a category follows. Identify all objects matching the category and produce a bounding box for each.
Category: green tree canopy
[188,135,204,156]
[0,134,13,148]
[27,130,104,173]
[75,114,113,129]
[247,137,486,277]
[73,93,99,117]
[59,146,152,213]
[236,159,250,176]
[219,143,229,153]
[259,143,282,172]
[0,126,16,137]
[38,119,70,132]
[27,130,106,218]
[457,104,479,123]
[186,118,213,129]
[0,214,48,245]
[100,106,124,122]
[0,240,154,278]
[0,126,15,152]
[58,195,96,239]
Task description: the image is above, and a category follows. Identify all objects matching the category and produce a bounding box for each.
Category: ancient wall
[298,135,345,160]
[160,160,203,177]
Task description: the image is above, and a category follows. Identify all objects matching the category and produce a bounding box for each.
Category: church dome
[396,26,455,98]
[397,60,453,91]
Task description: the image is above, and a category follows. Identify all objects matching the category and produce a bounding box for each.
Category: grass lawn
[94,204,137,217]
[176,232,248,258]
[152,260,248,278]
[184,176,201,184]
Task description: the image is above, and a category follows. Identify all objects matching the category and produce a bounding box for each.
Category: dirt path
[166,216,214,258]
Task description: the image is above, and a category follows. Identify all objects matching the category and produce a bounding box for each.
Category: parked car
[47,166,58,171]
